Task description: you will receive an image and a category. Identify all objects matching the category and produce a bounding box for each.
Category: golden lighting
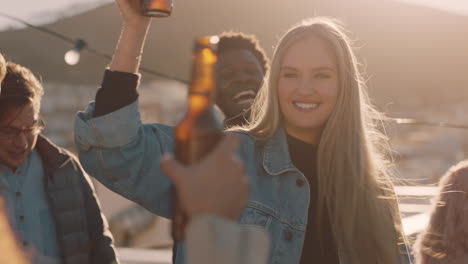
[0,199,28,264]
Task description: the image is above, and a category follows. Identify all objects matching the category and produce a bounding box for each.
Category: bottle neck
[188,90,214,103]
[189,48,216,90]
[186,92,213,117]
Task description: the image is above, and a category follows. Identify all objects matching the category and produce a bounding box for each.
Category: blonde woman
[234,17,412,264]
[75,1,411,263]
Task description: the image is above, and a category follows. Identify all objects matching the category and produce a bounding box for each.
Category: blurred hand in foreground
[161,134,249,221]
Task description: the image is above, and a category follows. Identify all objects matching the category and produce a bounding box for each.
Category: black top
[94,70,139,117]
[286,134,339,264]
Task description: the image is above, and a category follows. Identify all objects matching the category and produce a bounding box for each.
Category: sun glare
[394,0,468,16]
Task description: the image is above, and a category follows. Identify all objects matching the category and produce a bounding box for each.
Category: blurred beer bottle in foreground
[0,198,28,264]
[172,36,223,241]
[141,0,173,17]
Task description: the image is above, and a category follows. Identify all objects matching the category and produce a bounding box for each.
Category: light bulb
[64,39,87,66]
[209,35,220,45]
[64,49,80,66]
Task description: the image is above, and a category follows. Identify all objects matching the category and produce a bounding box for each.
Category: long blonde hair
[238,17,405,264]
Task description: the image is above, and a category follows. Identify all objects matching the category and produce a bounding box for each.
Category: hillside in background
[1,0,467,108]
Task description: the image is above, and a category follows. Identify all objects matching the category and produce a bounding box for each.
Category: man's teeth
[234,90,256,100]
[238,98,254,105]
[294,102,319,109]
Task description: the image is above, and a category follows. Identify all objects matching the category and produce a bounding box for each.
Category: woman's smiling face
[278,35,339,143]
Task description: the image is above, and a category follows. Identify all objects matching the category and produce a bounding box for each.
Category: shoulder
[36,136,79,171]
[51,146,94,185]
[226,130,266,166]
[227,130,266,152]
[143,122,174,135]
[228,129,255,142]
[55,150,99,195]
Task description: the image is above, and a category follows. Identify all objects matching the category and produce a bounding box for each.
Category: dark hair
[218,32,269,74]
[0,62,43,121]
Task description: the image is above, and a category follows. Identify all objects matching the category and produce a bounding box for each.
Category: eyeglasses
[0,119,46,139]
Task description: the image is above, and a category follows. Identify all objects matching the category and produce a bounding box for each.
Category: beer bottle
[172,36,223,241]
[141,0,173,17]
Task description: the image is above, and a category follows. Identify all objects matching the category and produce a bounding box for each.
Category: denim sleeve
[74,101,174,218]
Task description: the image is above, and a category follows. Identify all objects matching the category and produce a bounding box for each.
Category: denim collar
[262,128,298,176]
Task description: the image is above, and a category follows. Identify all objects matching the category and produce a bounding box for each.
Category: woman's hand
[115,0,151,28]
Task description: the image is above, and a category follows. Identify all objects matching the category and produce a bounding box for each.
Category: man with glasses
[0,61,117,263]
[0,53,29,264]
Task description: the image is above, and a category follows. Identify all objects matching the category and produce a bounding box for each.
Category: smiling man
[0,61,117,264]
[108,32,270,246]
[215,32,269,127]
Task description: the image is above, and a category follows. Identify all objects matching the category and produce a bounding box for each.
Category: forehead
[281,36,337,69]
[0,103,38,127]
[217,48,262,70]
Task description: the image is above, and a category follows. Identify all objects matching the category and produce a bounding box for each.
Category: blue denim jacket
[75,101,412,264]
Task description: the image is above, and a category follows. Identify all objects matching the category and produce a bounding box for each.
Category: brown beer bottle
[172,36,223,241]
[141,0,173,17]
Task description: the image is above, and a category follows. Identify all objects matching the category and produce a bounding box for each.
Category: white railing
[402,213,431,237]
[394,186,438,197]
[396,185,438,237]
[118,248,172,264]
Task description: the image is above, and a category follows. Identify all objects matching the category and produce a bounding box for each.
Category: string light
[64,39,87,66]
[0,11,188,84]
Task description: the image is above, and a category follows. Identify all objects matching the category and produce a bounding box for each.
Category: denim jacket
[75,101,412,264]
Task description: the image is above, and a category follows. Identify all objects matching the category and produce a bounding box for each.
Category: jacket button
[15,192,21,197]
[296,179,305,187]
[19,215,25,221]
[284,231,293,241]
